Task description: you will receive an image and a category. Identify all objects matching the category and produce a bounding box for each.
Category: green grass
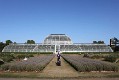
[0,72,39,78]
[78,72,119,78]
[1,72,119,78]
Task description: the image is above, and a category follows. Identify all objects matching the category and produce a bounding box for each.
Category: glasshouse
[2,34,113,53]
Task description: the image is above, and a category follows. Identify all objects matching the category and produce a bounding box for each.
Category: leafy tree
[93,41,104,44]
[114,46,119,52]
[110,37,119,52]
[27,40,30,44]
[93,41,98,44]
[0,42,6,52]
[98,41,104,44]
[6,40,12,45]
[31,40,35,44]
[26,40,35,44]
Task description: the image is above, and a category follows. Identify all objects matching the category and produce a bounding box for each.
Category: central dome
[43,34,72,44]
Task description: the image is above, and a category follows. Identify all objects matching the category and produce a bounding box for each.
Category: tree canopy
[6,40,12,45]
[26,40,35,44]
[0,42,6,52]
[93,41,104,44]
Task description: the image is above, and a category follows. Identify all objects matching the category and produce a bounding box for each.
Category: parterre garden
[62,54,118,72]
[0,53,55,72]
[0,55,55,72]
[0,52,119,78]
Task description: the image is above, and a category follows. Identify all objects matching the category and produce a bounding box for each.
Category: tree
[6,40,12,45]
[93,41,104,44]
[93,41,98,44]
[0,42,6,52]
[98,41,104,44]
[114,46,119,52]
[27,40,31,44]
[31,40,35,44]
[26,40,35,44]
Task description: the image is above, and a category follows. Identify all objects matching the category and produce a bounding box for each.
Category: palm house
[2,34,113,53]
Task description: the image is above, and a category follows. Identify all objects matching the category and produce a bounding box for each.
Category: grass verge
[1,72,119,78]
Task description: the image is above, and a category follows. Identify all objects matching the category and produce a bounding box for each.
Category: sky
[0,0,119,44]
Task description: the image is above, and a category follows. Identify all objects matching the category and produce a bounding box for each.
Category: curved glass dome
[43,34,72,44]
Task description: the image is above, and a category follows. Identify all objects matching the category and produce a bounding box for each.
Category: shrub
[2,56,13,62]
[16,54,26,59]
[62,52,80,54]
[104,54,119,62]
[62,55,118,72]
[16,54,34,59]
[90,54,103,59]
[104,55,117,62]
[28,54,34,57]
[83,53,90,58]
[0,53,15,62]
[0,54,55,72]
[0,59,4,65]
[39,52,53,54]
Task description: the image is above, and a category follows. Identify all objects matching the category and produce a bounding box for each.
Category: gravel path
[41,55,79,77]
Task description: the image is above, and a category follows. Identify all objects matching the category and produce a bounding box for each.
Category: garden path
[41,55,79,77]
[1,78,119,80]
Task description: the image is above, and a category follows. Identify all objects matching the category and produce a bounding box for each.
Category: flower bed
[62,55,118,72]
[0,54,55,72]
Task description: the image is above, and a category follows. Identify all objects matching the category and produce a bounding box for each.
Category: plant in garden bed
[104,54,119,63]
[62,54,118,72]
[90,54,104,59]
[0,54,55,72]
[15,54,34,60]
[0,53,15,62]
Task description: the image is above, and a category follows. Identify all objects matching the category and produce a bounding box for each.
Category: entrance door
[55,45,60,54]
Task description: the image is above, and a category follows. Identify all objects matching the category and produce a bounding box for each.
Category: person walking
[56,52,61,66]
[57,52,60,61]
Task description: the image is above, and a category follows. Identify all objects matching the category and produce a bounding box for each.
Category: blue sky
[0,0,119,44]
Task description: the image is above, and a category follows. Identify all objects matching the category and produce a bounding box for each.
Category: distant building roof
[44,34,72,44]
